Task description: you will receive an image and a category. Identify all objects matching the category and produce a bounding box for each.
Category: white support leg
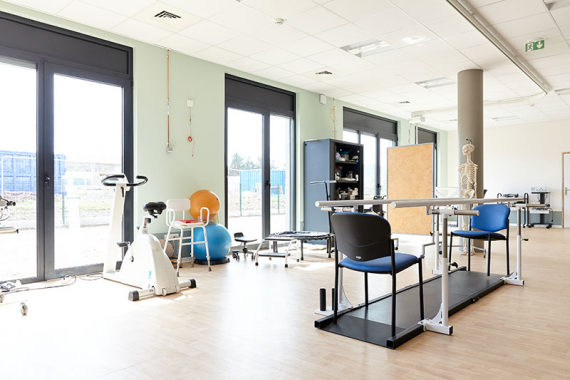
[420,212,452,335]
[433,213,442,275]
[503,207,524,286]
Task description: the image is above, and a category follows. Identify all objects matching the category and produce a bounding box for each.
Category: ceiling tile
[80,0,155,17]
[302,82,337,93]
[179,20,236,45]
[193,46,242,65]
[443,30,489,50]
[435,60,480,76]
[461,43,504,60]
[561,25,570,39]
[3,0,72,14]
[474,0,547,26]
[528,53,570,69]
[543,63,570,76]
[287,7,347,35]
[307,49,356,66]
[282,36,335,56]
[226,57,270,72]
[248,24,308,46]
[425,14,475,38]
[58,2,126,30]
[156,34,209,55]
[250,47,300,65]
[401,40,464,60]
[389,0,457,23]
[492,13,556,39]
[254,66,294,80]
[329,56,379,74]
[323,0,394,22]
[161,0,235,18]
[218,35,272,56]
[550,1,570,27]
[279,58,323,74]
[363,49,415,66]
[209,2,273,33]
[339,93,368,103]
[325,87,354,98]
[355,8,418,35]
[315,23,376,47]
[244,0,316,18]
[280,75,317,87]
[112,19,172,44]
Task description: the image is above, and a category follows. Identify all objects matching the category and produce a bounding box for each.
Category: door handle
[44,172,51,188]
[265,179,271,188]
[566,187,569,196]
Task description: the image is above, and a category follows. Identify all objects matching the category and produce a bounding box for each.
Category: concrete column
[457,69,484,196]
[457,69,484,253]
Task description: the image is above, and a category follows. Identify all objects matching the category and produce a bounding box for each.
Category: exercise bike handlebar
[127,176,148,187]
[101,174,148,187]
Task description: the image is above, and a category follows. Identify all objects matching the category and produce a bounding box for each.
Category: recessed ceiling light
[341,39,394,58]
[402,35,432,46]
[416,77,455,89]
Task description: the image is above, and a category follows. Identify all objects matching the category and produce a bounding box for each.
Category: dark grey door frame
[224,98,296,239]
[43,62,133,279]
[0,12,133,282]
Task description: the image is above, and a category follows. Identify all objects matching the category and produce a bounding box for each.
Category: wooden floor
[1,227,569,379]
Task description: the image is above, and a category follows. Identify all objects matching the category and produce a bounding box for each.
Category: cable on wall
[166,50,172,153]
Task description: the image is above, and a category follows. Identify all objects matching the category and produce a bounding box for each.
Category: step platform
[315,267,505,349]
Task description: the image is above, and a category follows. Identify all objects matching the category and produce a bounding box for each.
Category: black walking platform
[315,267,505,349]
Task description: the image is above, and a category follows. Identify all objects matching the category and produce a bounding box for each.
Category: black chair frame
[331,213,425,339]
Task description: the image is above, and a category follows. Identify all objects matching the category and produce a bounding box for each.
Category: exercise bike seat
[143,202,166,214]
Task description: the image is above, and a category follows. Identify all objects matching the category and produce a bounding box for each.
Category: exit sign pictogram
[525,40,545,52]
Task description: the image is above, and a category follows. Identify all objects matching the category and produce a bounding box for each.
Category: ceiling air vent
[155,10,181,19]
[315,70,333,76]
[398,101,410,104]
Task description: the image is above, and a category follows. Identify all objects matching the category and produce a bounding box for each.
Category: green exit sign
[525,40,545,52]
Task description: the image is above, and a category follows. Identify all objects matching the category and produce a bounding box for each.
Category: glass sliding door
[52,74,123,270]
[380,138,394,197]
[225,107,295,239]
[226,107,264,239]
[269,114,293,234]
[0,58,38,281]
[361,133,378,199]
[344,129,396,199]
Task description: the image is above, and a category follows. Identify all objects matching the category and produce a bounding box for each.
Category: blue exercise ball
[192,224,232,261]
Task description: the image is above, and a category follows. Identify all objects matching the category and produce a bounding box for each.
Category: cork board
[387,143,434,235]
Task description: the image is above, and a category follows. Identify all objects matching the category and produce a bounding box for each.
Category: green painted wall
[1,2,446,233]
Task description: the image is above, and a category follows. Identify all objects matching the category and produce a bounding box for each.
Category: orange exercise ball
[190,190,220,221]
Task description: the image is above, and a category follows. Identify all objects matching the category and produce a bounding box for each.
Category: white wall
[448,119,570,211]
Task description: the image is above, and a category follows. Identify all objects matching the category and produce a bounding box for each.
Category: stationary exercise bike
[101,174,196,301]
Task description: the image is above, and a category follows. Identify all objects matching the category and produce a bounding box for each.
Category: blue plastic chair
[450,204,510,276]
[331,212,424,339]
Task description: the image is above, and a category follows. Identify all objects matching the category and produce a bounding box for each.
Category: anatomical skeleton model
[459,140,477,254]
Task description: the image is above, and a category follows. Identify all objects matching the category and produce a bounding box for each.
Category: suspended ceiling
[2,0,570,130]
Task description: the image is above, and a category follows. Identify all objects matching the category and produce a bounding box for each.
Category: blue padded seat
[340,253,418,273]
[452,230,506,240]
